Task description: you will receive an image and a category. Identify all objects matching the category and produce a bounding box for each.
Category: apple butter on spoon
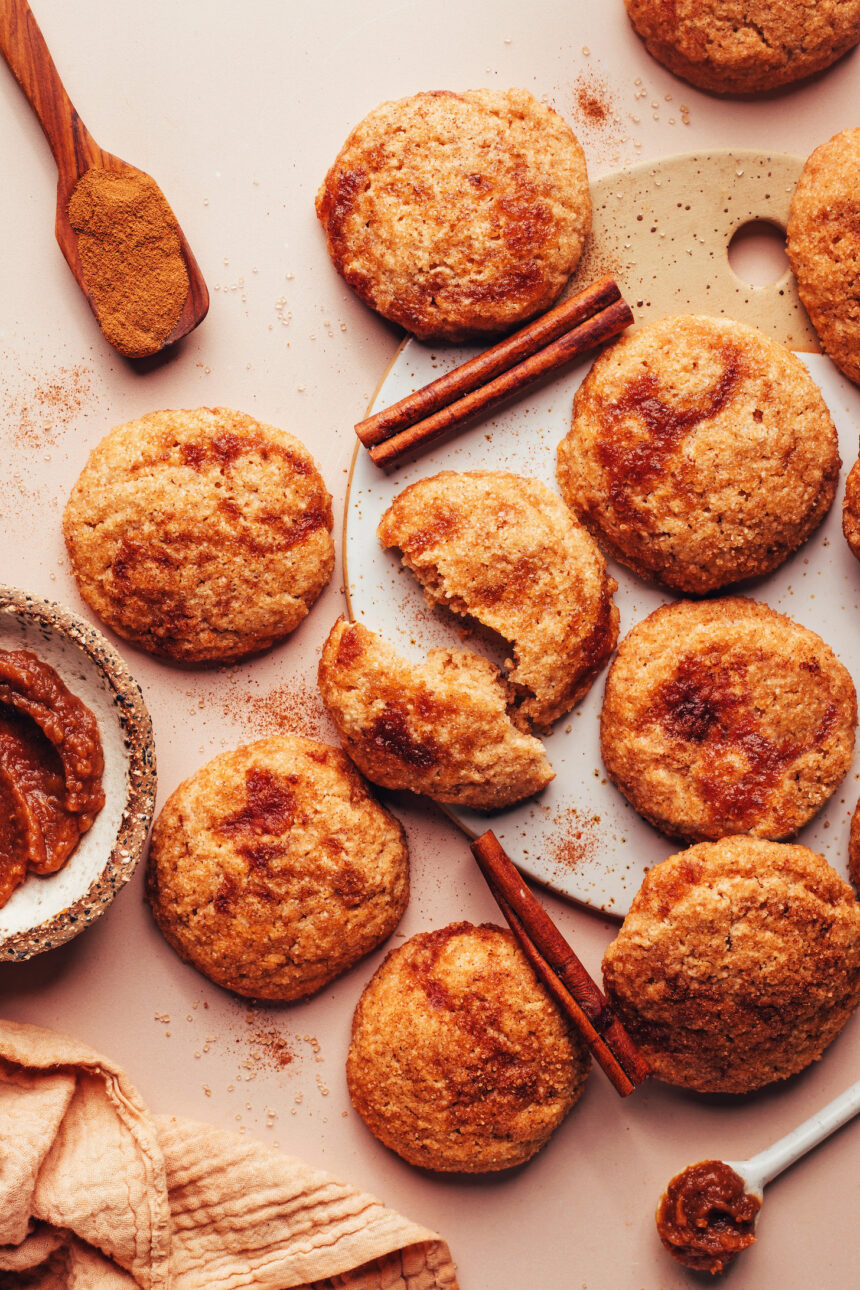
[657,1077,860,1274]
[656,1159,760,1275]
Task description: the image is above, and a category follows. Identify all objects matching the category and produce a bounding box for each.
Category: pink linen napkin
[0,1019,458,1290]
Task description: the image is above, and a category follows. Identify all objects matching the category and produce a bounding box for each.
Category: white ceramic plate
[344,343,860,916]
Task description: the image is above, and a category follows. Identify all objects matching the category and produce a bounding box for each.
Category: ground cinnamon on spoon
[67,167,189,357]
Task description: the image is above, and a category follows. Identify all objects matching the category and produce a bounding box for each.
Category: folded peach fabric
[0,1020,458,1290]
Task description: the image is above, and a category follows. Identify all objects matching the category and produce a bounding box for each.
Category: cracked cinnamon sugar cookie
[557,315,840,594]
[377,471,618,732]
[317,618,553,810]
[788,130,860,385]
[63,408,334,663]
[600,598,856,842]
[844,443,860,558]
[624,0,860,93]
[849,799,860,893]
[347,922,590,1171]
[316,89,591,341]
[146,735,409,1000]
[602,837,860,1093]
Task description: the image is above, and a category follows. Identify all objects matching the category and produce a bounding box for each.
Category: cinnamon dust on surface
[571,71,619,131]
[211,676,334,743]
[575,80,612,125]
[244,1022,296,1073]
[547,806,601,874]
[568,71,624,168]
[2,361,93,450]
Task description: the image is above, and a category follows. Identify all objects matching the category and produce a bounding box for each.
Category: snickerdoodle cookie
[347,922,590,1171]
[849,799,860,893]
[63,408,334,663]
[377,471,618,731]
[316,89,591,341]
[603,837,860,1093]
[788,130,860,385]
[146,735,409,1000]
[557,316,840,594]
[845,446,860,558]
[317,618,553,809]
[600,598,856,842]
[624,0,860,93]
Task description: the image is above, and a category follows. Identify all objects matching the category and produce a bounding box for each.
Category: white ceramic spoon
[725,1076,860,1203]
[658,1079,860,1274]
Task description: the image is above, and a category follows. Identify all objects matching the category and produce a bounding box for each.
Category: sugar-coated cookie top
[625,0,860,93]
[558,315,840,594]
[316,89,591,340]
[603,836,860,1093]
[63,407,334,663]
[347,921,589,1171]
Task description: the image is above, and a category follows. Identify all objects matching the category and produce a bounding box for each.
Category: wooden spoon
[0,0,209,357]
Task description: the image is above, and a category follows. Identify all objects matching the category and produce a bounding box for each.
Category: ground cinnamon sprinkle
[568,72,623,167]
[3,362,93,449]
[547,807,602,873]
[67,167,189,357]
[575,81,611,124]
[212,677,334,742]
[245,1024,296,1072]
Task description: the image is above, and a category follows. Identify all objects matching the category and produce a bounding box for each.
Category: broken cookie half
[378,470,619,732]
[318,618,554,810]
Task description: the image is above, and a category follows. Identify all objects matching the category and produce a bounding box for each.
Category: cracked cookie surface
[318,618,554,810]
[558,315,840,595]
[63,407,334,663]
[625,0,860,93]
[603,837,860,1093]
[316,89,591,340]
[146,735,409,1000]
[378,470,618,731]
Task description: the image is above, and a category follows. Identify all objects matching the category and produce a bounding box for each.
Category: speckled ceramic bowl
[0,587,156,960]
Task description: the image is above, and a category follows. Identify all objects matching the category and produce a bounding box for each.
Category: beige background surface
[0,2,859,1287]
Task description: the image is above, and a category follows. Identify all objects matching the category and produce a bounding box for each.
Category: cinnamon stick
[368,295,633,467]
[471,830,651,1098]
[496,893,636,1098]
[356,275,622,448]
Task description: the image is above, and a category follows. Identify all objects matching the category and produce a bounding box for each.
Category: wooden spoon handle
[0,0,95,181]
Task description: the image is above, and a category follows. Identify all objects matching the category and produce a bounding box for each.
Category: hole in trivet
[727,219,789,288]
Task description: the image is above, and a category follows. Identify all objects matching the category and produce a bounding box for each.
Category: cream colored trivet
[344,150,859,917]
[567,148,816,348]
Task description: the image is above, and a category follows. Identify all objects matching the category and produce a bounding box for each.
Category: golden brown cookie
[625,0,860,93]
[849,798,860,893]
[63,408,334,663]
[146,735,409,1000]
[557,316,840,594]
[603,837,860,1093]
[788,130,860,385]
[317,619,554,810]
[347,922,590,1171]
[600,598,856,842]
[378,471,618,731]
[316,89,591,341]
[844,445,860,558]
